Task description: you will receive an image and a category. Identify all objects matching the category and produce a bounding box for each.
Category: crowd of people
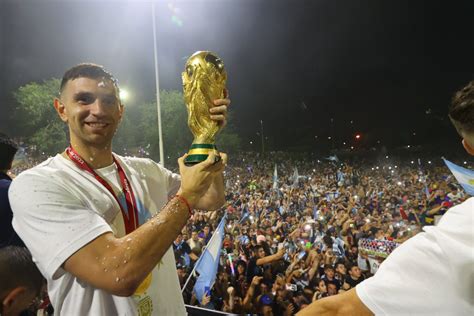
[1,64,471,316]
[172,152,468,314]
[6,146,468,315]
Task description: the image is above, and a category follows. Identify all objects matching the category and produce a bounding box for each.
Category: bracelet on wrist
[175,194,193,216]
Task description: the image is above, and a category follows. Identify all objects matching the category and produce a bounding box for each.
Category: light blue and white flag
[424,185,430,199]
[193,214,227,303]
[443,158,474,196]
[336,170,345,183]
[239,206,249,224]
[273,164,278,189]
[292,166,299,188]
[326,155,339,163]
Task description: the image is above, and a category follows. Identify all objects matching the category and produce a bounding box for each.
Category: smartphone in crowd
[285,284,298,291]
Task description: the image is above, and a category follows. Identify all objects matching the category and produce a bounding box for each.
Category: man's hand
[201,292,211,306]
[251,276,263,287]
[210,90,230,130]
[276,248,286,259]
[177,151,226,208]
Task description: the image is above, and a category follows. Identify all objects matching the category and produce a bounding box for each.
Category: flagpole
[181,213,227,293]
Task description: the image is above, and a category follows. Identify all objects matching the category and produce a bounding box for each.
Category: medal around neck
[182,51,227,166]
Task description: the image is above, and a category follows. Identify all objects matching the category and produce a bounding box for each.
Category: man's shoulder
[432,197,473,231]
[114,154,171,175]
[12,155,65,182]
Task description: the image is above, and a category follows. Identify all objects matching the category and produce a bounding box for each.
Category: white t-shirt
[356,197,474,316]
[9,154,186,316]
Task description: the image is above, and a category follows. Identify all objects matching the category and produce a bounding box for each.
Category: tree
[11,78,67,154]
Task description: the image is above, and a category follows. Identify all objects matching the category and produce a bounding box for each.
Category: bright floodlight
[120,89,129,101]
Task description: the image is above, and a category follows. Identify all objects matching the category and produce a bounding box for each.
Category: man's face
[318,280,326,292]
[55,77,123,149]
[327,283,337,295]
[191,231,198,241]
[204,226,210,235]
[335,264,346,275]
[350,246,358,254]
[349,266,362,279]
[325,268,335,279]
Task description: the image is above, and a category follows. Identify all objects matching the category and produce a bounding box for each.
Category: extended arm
[64,153,225,296]
[296,288,373,316]
[256,248,285,266]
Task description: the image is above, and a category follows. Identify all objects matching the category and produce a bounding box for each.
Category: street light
[119,89,129,102]
[152,1,165,166]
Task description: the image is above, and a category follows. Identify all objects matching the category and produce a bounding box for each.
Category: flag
[424,186,430,198]
[273,164,278,189]
[292,166,299,188]
[193,214,227,303]
[239,206,249,224]
[326,155,339,163]
[313,207,318,220]
[336,170,345,183]
[443,158,474,196]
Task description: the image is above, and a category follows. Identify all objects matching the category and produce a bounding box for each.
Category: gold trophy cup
[182,51,227,165]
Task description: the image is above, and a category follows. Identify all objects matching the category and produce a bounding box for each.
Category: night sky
[1,0,473,152]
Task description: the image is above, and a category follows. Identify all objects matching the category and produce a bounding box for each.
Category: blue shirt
[0,172,24,247]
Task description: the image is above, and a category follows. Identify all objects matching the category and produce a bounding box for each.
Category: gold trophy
[182,51,227,165]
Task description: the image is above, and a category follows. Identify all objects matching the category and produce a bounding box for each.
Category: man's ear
[118,103,125,122]
[462,139,474,156]
[2,286,27,315]
[54,98,68,123]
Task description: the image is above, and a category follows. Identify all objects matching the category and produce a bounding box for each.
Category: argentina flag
[193,214,227,303]
[443,158,474,196]
[273,163,278,189]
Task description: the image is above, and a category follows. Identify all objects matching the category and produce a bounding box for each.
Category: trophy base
[184,143,220,166]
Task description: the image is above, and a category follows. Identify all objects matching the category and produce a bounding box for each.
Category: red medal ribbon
[66,146,139,234]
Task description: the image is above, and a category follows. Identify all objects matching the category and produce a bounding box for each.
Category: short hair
[348,264,359,272]
[0,246,44,294]
[59,63,119,94]
[449,81,474,135]
[324,264,334,271]
[0,133,18,170]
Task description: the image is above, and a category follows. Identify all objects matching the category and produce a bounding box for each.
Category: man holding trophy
[9,51,229,315]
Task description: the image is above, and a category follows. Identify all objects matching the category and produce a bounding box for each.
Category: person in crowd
[0,134,24,248]
[297,81,474,315]
[8,63,230,315]
[0,246,44,316]
[344,264,365,288]
[173,234,198,268]
[187,230,203,252]
[246,245,285,282]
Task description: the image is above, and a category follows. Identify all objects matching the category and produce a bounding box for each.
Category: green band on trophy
[184,154,210,165]
[185,144,218,165]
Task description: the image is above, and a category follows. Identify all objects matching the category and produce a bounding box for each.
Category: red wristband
[175,194,193,216]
